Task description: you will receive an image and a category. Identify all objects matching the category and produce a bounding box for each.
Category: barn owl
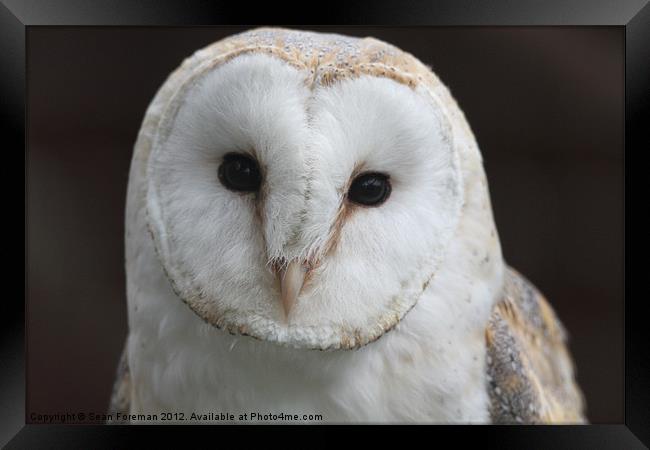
[109,28,586,424]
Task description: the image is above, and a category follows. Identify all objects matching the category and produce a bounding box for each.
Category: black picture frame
[7,0,645,447]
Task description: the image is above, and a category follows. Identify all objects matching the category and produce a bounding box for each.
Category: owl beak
[278,259,309,319]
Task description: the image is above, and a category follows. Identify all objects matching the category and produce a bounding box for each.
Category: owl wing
[106,342,131,423]
[485,266,587,424]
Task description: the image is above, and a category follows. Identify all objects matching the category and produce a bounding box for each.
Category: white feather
[125,47,504,423]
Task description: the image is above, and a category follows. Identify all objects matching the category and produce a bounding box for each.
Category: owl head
[130,28,502,350]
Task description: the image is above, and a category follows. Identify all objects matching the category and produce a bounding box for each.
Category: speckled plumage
[111,27,585,423]
[486,267,585,423]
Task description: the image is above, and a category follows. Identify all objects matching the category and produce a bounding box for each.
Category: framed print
[6,0,646,447]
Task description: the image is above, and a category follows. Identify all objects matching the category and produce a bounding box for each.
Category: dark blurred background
[26,27,623,423]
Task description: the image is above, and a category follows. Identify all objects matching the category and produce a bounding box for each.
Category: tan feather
[486,266,587,423]
[107,345,131,423]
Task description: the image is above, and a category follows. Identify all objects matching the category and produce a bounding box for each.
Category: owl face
[146,52,464,350]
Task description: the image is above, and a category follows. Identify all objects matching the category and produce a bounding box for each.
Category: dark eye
[347,172,391,206]
[218,153,262,192]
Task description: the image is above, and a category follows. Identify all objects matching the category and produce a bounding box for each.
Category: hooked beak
[276,259,310,319]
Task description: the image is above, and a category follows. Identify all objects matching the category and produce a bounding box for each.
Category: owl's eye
[347,172,392,206]
[218,153,262,192]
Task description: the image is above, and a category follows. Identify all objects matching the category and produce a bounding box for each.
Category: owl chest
[130,332,388,421]
[129,323,490,423]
